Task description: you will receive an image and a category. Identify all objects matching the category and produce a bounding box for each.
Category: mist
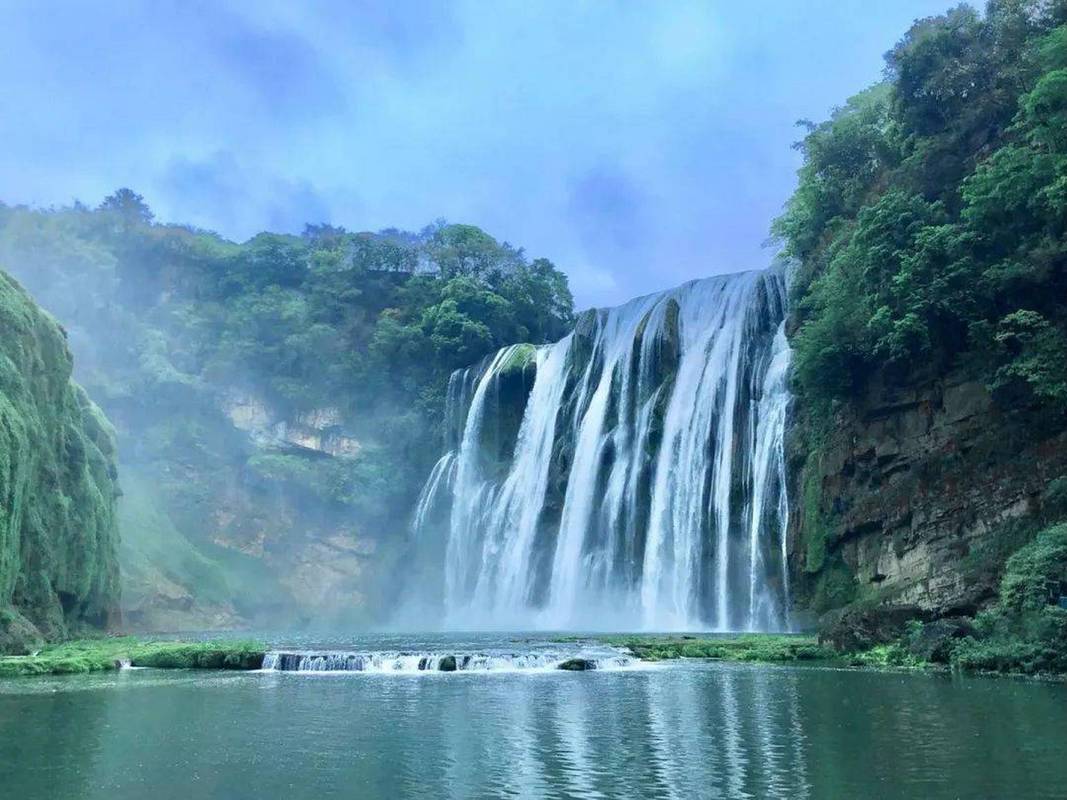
[0,196,576,633]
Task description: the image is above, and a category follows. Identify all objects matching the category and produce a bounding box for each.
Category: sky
[0,0,955,308]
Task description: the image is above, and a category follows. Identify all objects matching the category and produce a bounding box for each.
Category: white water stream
[414,269,791,631]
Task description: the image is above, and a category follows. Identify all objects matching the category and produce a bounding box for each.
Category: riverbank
[0,637,265,677]
[561,634,836,663]
[563,632,951,672]
[562,632,1067,679]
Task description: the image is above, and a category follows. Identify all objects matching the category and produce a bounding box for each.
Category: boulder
[557,658,597,671]
[437,655,457,672]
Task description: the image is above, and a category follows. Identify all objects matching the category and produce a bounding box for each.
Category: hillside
[0,202,573,629]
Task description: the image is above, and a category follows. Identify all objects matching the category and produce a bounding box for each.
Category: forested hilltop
[780,0,1067,672]
[0,198,573,629]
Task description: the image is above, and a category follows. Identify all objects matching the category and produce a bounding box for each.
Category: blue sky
[1,1,954,307]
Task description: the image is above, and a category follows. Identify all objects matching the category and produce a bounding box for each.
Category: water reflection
[1,661,1066,799]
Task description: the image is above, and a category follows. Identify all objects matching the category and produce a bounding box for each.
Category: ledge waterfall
[412,269,791,631]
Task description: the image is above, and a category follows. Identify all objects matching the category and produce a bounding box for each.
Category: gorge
[5,3,1067,798]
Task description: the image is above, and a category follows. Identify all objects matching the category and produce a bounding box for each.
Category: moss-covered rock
[0,271,120,653]
[437,654,458,672]
[557,657,597,671]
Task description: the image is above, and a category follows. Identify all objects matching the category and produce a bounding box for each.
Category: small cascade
[260,650,634,673]
[413,268,791,631]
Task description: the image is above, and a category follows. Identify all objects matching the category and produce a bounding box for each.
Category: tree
[99,188,154,226]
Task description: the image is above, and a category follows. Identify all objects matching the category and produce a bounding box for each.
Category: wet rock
[557,658,597,671]
[790,363,1067,621]
[438,655,457,672]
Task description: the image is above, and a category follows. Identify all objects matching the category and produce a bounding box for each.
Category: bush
[948,525,1067,674]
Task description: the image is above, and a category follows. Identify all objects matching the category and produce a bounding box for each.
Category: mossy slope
[0,271,120,653]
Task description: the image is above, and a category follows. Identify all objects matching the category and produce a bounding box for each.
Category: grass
[0,637,266,678]
[845,643,928,669]
[561,634,838,663]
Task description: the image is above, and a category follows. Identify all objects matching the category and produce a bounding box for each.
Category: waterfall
[413,269,790,631]
[260,649,634,672]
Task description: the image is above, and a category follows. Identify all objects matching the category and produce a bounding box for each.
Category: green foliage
[848,642,927,669]
[0,197,574,624]
[950,524,1067,674]
[952,607,1067,673]
[990,310,1067,409]
[779,6,1067,416]
[581,634,835,663]
[998,523,1067,612]
[0,271,120,652]
[0,202,572,438]
[0,636,265,677]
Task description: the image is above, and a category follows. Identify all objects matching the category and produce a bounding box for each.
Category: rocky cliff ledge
[0,272,120,653]
[789,365,1067,628]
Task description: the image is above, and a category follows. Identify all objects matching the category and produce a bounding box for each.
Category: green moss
[117,472,286,625]
[0,636,266,678]
[800,448,834,575]
[0,270,120,653]
[810,558,859,612]
[499,343,537,376]
[129,640,265,670]
[571,634,836,664]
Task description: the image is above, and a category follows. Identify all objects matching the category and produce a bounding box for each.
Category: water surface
[1,633,1064,799]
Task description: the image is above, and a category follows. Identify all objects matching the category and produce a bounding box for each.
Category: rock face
[789,366,1067,622]
[222,392,361,457]
[0,272,120,653]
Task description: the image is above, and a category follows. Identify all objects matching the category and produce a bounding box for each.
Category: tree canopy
[776,0,1067,417]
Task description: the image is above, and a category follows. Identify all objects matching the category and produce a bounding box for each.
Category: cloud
[157,152,333,239]
[0,0,955,307]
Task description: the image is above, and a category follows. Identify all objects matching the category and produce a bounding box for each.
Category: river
[1,633,1064,799]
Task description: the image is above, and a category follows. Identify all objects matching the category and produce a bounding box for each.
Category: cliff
[0,271,120,653]
[788,363,1067,645]
[772,7,1067,669]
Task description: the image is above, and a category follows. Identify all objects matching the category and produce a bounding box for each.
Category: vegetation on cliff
[951,523,1067,673]
[778,1,1067,673]
[0,271,120,653]
[778,2,1067,415]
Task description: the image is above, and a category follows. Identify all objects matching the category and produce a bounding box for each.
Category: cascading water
[260,649,634,673]
[412,268,790,631]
